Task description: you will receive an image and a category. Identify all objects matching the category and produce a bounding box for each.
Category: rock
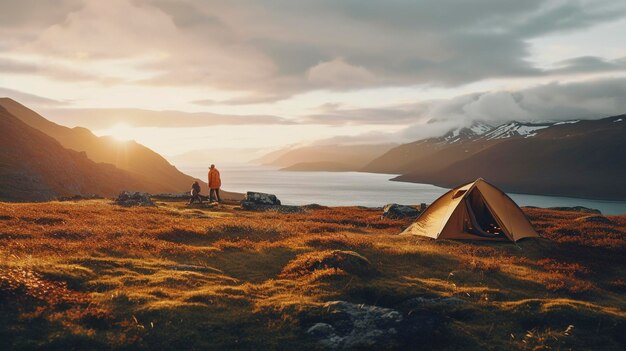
[114,191,155,207]
[547,206,602,214]
[576,215,613,224]
[58,194,103,201]
[306,301,431,349]
[281,250,372,277]
[307,323,336,338]
[382,203,421,219]
[240,191,306,213]
[245,191,281,205]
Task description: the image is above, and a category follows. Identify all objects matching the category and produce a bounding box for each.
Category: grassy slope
[0,201,624,350]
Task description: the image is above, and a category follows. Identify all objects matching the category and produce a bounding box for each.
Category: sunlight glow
[106,123,136,141]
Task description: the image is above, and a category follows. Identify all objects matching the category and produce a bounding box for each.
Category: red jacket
[208,168,221,189]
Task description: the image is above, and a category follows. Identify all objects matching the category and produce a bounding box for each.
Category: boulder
[114,191,155,207]
[306,301,438,349]
[245,191,281,205]
[382,203,420,219]
[240,191,305,213]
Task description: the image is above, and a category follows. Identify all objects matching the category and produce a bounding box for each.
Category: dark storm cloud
[2,0,625,101]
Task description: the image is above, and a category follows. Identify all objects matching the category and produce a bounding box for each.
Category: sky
[1,0,626,162]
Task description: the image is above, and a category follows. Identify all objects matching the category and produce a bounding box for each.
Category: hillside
[364,116,626,200]
[0,98,202,193]
[259,143,397,170]
[1,200,624,350]
[0,106,151,201]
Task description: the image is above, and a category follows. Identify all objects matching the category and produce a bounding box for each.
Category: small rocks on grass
[240,191,304,213]
[306,300,439,349]
[382,203,421,219]
[58,194,103,201]
[114,191,155,207]
[245,192,281,205]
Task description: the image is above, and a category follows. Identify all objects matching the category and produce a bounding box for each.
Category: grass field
[0,200,624,350]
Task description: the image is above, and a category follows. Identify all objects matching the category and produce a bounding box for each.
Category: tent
[402,178,539,241]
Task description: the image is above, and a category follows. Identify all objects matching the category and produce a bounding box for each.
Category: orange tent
[402,178,539,241]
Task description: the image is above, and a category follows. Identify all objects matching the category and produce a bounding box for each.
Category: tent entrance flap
[463,189,506,239]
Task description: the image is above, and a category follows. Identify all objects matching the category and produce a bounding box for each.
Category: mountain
[0,98,243,200]
[0,105,149,201]
[439,121,493,143]
[363,121,498,175]
[365,116,626,200]
[0,98,201,193]
[259,143,398,170]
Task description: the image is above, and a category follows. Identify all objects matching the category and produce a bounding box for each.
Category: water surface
[180,164,626,215]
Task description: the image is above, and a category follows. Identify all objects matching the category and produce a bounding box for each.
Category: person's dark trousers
[210,188,221,203]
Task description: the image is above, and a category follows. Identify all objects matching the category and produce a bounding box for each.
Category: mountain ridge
[0,98,243,201]
[0,105,150,201]
[366,115,626,200]
[0,98,203,194]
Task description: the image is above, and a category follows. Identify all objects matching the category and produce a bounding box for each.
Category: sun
[107,123,135,141]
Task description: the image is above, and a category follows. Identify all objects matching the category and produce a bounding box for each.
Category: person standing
[208,164,222,203]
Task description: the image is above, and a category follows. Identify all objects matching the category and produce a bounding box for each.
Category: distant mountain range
[363,116,626,200]
[259,115,626,200]
[258,143,398,171]
[0,98,242,201]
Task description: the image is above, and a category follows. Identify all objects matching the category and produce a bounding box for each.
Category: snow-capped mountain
[441,119,583,144]
[363,114,626,200]
[439,121,492,143]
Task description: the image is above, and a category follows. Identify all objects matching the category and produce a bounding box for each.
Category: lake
[180,164,626,215]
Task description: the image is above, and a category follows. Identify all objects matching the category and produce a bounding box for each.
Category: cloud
[2,0,626,100]
[0,88,70,107]
[0,57,107,82]
[307,58,376,88]
[301,77,626,143]
[551,56,626,74]
[302,105,426,125]
[43,108,294,129]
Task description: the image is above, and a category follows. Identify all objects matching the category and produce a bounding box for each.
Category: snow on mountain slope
[482,122,552,140]
[440,121,492,143]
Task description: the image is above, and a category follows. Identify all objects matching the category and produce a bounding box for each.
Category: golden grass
[0,200,624,350]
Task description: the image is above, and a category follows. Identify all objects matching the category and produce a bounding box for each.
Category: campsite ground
[0,200,624,350]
